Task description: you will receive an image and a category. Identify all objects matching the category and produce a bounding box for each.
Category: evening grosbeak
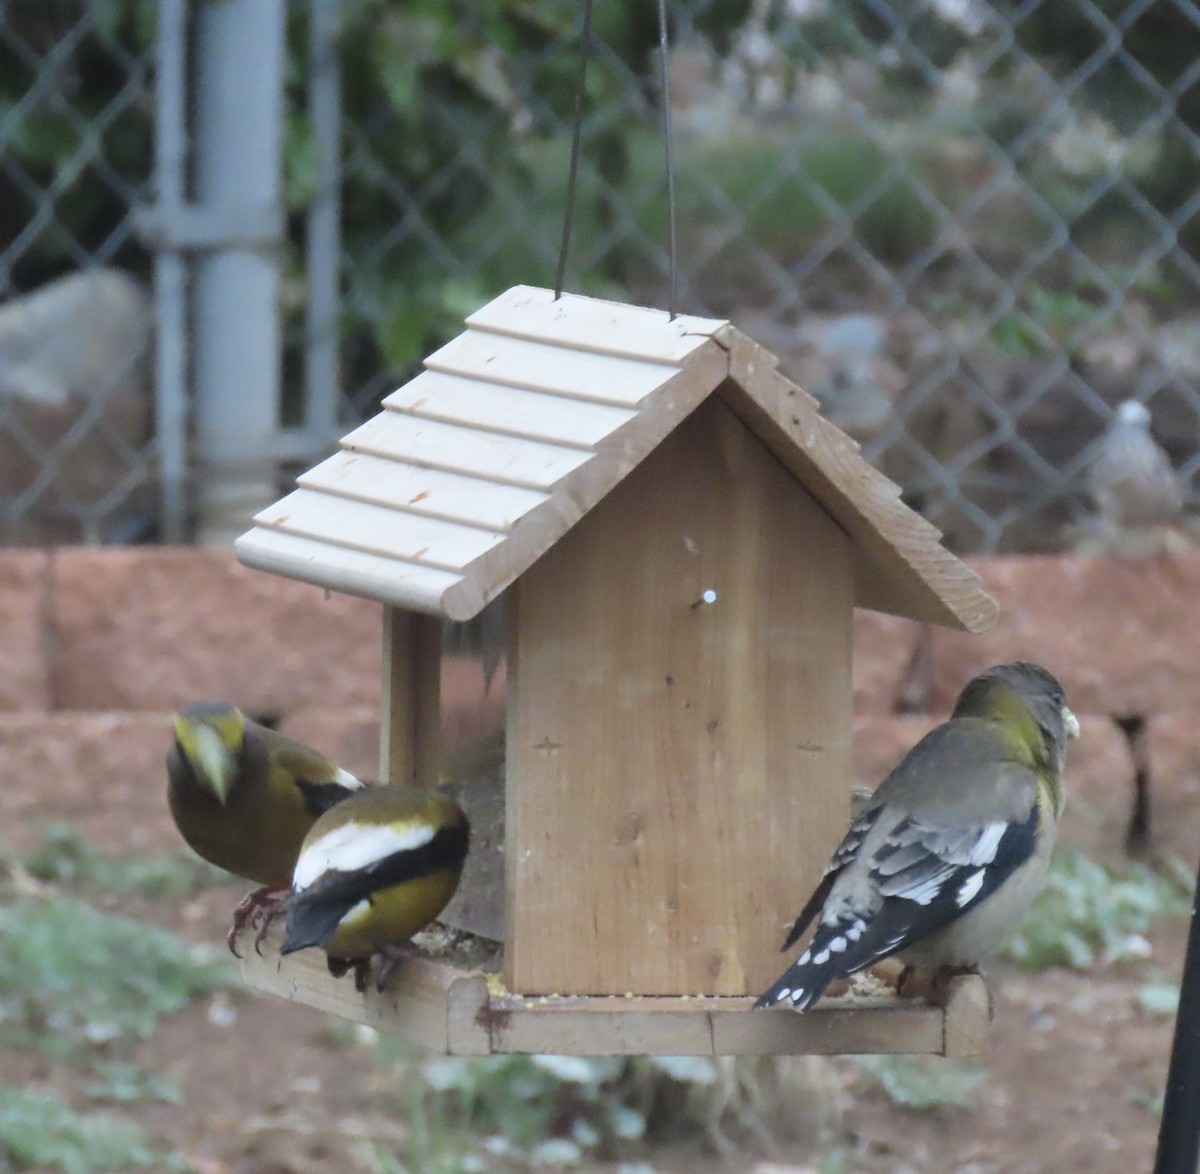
[166,702,365,954]
[281,786,470,992]
[757,662,1079,1012]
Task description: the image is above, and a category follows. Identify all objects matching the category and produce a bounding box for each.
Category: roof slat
[341,413,589,492]
[253,489,506,572]
[235,528,461,615]
[298,450,549,533]
[384,371,637,450]
[238,286,995,630]
[466,285,726,364]
[425,330,678,407]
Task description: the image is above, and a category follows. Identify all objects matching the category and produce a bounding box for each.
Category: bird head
[953,661,1079,771]
[172,702,247,805]
[1115,400,1151,428]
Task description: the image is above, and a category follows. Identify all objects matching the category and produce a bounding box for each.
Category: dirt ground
[1,770,1189,1174]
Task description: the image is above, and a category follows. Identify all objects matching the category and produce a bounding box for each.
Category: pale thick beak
[1063,707,1081,740]
[175,718,237,805]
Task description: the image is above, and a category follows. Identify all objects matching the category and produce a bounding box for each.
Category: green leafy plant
[1002,850,1192,971]
[1136,980,1181,1018]
[367,1051,835,1169]
[84,1061,183,1107]
[1129,1086,1165,1116]
[17,823,232,899]
[0,895,232,1057]
[0,1086,177,1174]
[852,1055,985,1111]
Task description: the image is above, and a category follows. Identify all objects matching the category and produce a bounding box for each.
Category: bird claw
[374,944,412,992]
[324,954,372,993]
[352,959,371,994]
[324,945,412,993]
[226,887,289,958]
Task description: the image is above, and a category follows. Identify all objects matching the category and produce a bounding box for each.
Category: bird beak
[1063,707,1080,740]
[174,716,236,805]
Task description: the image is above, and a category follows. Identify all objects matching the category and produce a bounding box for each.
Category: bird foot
[324,946,414,993]
[227,887,289,959]
[373,943,415,992]
[325,955,375,993]
[895,963,990,1012]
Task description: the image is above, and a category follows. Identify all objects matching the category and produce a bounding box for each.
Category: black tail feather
[756,912,912,1011]
[754,952,841,1011]
[281,889,357,955]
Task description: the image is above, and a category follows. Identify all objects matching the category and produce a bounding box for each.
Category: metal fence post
[306,0,343,451]
[152,0,188,544]
[192,0,286,545]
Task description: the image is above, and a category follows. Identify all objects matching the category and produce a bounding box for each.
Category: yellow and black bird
[757,662,1079,1012]
[166,701,366,954]
[281,787,470,992]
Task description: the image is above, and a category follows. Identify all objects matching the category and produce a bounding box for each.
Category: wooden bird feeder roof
[236,285,997,633]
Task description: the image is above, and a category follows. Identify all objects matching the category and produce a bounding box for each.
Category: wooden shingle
[236,285,996,632]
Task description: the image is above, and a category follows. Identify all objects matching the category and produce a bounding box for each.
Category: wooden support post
[380,606,442,786]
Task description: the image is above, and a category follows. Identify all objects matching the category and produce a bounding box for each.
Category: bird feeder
[235,286,997,1056]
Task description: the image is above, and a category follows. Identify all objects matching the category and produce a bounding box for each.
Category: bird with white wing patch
[282,786,470,992]
[756,662,1079,1014]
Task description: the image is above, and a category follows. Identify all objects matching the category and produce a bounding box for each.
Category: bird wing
[779,804,880,952]
[294,776,366,817]
[266,730,367,816]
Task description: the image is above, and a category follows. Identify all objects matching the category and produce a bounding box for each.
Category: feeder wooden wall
[507,396,852,996]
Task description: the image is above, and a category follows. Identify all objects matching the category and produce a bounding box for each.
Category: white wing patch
[968,821,1008,865]
[334,767,366,790]
[891,866,956,906]
[337,898,373,929]
[956,868,987,908]
[293,821,435,891]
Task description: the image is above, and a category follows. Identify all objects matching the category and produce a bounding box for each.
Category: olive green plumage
[282,786,470,988]
[166,701,364,888]
[757,661,1079,1012]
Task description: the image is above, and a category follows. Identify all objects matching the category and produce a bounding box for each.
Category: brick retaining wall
[1,549,1197,863]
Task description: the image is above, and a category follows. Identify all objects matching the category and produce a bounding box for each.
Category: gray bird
[1086,400,1182,531]
[756,662,1079,1013]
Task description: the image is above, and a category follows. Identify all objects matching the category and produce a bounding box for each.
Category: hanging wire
[555,0,678,316]
[554,0,593,300]
[657,0,678,319]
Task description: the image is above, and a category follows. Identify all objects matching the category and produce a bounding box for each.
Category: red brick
[0,711,176,854]
[51,549,381,715]
[278,705,381,783]
[852,611,921,713]
[1146,712,1200,867]
[0,551,50,710]
[930,552,1200,717]
[851,713,938,785]
[1060,715,1139,859]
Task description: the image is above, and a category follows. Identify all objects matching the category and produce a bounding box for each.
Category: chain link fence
[0,0,155,543]
[2,0,1200,552]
